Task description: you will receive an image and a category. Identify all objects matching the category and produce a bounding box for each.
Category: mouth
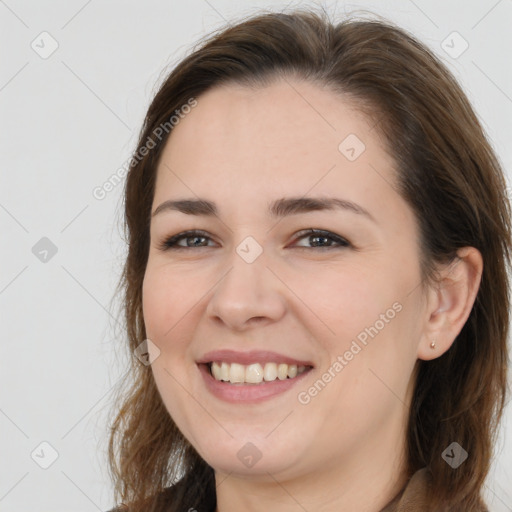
[196,350,315,403]
[205,361,312,384]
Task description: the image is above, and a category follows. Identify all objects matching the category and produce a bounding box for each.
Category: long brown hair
[107,8,511,511]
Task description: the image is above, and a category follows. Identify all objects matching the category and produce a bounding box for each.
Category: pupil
[190,236,204,247]
[312,236,328,246]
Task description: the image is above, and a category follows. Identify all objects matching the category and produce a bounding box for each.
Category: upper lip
[197,349,314,367]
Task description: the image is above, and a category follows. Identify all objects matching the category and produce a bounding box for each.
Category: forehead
[163,79,378,161]
[153,79,400,215]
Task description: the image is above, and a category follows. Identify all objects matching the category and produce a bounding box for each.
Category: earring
[430,340,436,350]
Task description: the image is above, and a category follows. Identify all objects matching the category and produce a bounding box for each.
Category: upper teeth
[210,362,308,384]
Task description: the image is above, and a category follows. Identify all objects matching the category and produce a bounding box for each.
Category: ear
[418,247,483,361]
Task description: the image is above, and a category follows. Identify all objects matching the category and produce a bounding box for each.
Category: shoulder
[382,467,430,511]
[105,486,177,512]
[108,488,182,512]
[381,468,489,512]
[105,472,216,512]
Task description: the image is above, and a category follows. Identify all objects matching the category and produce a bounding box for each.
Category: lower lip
[198,363,312,403]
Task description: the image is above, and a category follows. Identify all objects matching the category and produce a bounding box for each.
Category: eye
[158,230,215,250]
[291,229,350,249]
[157,228,351,251]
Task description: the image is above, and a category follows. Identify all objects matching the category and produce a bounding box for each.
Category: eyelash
[157,229,351,251]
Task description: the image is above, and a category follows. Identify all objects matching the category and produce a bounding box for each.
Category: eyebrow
[151,196,375,222]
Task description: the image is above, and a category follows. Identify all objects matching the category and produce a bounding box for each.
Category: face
[142,78,428,481]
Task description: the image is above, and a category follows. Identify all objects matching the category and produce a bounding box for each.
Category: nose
[205,248,287,332]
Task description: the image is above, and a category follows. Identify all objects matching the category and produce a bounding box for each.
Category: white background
[1,0,511,510]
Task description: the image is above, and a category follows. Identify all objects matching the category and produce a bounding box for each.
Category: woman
[107,8,511,512]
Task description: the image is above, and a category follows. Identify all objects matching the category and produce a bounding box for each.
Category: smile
[196,349,315,402]
[209,361,310,384]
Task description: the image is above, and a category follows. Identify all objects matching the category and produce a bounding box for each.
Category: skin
[142,78,482,511]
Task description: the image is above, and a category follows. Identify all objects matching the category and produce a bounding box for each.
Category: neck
[214,417,409,512]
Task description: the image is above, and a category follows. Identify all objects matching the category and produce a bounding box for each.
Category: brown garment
[380,467,489,512]
[380,468,430,511]
[108,467,490,512]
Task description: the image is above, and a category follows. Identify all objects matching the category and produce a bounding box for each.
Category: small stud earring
[430,340,436,350]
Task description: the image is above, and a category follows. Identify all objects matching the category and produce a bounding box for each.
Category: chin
[192,433,304,478]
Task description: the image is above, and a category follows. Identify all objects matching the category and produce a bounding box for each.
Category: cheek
[142,263,193,341]
[297,260,419,382]
[295,263,393,341]
[142,269,166,342]
[142,262,207,381]
[142,266,201,436]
